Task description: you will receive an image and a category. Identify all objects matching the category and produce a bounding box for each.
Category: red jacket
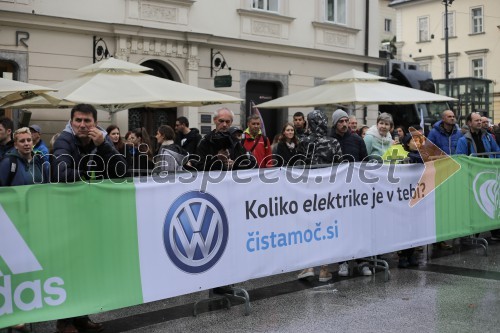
[242,131,272,168]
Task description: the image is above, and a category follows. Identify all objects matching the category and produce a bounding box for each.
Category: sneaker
[358,263,372,276]
[338,262,349,277]
[490,234,500,241]
[319,267,332,282]
[437,241,452,250]
[297,268,314,280]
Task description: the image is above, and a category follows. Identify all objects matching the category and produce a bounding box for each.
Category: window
[471,58,484,78]
[471,7,483,33]
[252,0,279,12]
[443,11,455,37]
[442,60,456,78]
[418,16,429,42]
[326,0,346,25]
[384,19,392,32]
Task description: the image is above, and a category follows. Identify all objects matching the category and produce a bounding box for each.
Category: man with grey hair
[348,115,358,133]
[193,107,254,171]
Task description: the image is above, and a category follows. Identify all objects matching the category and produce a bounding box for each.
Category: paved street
[5,236,500,333]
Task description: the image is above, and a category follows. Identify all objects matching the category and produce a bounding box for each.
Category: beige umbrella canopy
[4,58,242,113]
[256,69,456,109]
[0,77,56,106]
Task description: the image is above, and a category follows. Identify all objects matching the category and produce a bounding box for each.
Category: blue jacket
[427,120,462,155]
[455,130,500,158]
[0,149,49,186]
[33,139,50,163]
[52,122,127,182]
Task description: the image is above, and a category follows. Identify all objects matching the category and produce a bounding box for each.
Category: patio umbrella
[0,77,57,107]
[256,69,456,108]
[4,58,242,114]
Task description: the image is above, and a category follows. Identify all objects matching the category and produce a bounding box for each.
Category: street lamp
[443,0,454,80]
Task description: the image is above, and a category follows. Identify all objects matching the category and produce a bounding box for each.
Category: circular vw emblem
[163,191,229,273]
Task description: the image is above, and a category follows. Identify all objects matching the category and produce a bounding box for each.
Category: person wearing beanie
[330,109,368,163]
[329,109,371,277]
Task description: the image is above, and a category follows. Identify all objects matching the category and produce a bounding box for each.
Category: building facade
[390,0,500,123]
[0,0,386,142]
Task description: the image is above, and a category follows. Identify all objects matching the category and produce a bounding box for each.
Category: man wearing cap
[228,126,243,142]
[29,124,50,163]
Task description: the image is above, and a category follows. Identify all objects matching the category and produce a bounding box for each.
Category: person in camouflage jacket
[296,109,342,283]
[299,109,342,165]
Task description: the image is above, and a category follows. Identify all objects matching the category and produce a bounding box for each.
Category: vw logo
[163,191,229,273]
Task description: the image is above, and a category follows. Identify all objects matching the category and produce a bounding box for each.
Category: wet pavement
[4,235,500,333]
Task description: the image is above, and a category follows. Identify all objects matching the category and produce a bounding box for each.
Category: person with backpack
[0,126,48,331]
[242,114,272,168]
[0,127,48,186]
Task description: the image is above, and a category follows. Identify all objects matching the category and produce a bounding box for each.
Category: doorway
[245,80,284,142]
[128,60,177,151]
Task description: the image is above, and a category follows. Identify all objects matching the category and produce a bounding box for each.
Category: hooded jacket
[426,120,462,155]
[52,121,127,182]
[455,129,499,158]
[299,110,342,165]
[363,125,393,157]
[0,149,48,186]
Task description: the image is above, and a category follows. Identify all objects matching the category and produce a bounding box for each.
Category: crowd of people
[1,104,499,332]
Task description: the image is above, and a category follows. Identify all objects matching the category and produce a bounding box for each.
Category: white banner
[135,163,435,302]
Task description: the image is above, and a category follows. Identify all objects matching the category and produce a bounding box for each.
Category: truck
[378,60,450,135]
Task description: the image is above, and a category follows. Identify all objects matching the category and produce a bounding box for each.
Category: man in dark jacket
[0,116,14,159]
[52,104,126,333]
[174,116,202,155]
[52,104,127,183]
[456,112,499,158]
[330,109,367,162]
[329,109,371,276]
[427,110,462,155]
[194,108,254,171]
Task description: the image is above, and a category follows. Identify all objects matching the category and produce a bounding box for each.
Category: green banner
[435,156,500,241]
[0,181,142,327]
